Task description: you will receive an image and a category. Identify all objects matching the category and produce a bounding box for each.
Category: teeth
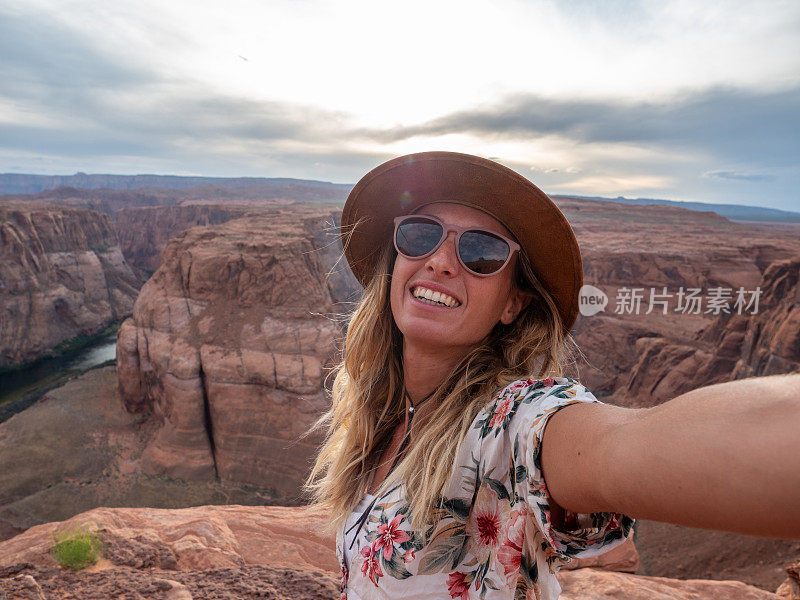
[411,286,460,307]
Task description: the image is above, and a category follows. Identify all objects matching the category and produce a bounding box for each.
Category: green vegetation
[50,523,104,570]
[52,321,121,354]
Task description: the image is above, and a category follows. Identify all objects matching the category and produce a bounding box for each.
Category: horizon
[5,169,800,218]
[1,0,799,212]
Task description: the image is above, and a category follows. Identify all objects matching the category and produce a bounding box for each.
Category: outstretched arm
[541,373,800,539]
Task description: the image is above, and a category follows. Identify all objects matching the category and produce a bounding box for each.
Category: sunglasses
[393,215,521,276]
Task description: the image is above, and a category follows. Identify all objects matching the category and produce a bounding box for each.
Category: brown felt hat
[341,151,583,336]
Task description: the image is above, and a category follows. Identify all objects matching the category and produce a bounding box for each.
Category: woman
[305,151,800,600]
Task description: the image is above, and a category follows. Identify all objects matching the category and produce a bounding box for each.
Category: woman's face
[390,202,529,356]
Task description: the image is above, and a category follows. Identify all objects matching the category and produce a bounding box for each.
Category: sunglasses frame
[393,214,521,277]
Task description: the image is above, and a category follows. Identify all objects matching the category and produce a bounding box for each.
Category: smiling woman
[304,151,800,600]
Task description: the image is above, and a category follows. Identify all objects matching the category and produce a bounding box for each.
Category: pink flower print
[564,511,580,531]
[360,543,383,586]
[374,514,411,561]
[531,479,550,496]
[339,562,349,600]
[477,510,502,546]
[467,485,510,562]
[541,377,555,387]
[447,571,470,600]
[403,548,416,564]
[489,397,513,428]
[507,380,529,394]
[497,509,527,583]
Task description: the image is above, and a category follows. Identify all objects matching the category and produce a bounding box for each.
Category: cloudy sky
[1,0,799,210]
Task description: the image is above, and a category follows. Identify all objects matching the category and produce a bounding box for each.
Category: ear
[500,287,533,325]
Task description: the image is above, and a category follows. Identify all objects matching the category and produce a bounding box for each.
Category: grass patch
[50,523,104,570]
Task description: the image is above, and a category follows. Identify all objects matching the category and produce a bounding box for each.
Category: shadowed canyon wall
[556,199,800,406]
[116,205,251,273]
[0,203,140,368]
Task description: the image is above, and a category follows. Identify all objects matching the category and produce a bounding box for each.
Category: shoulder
[474,377,600,440]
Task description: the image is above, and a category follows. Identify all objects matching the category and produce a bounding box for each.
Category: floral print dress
[335,377,635,600]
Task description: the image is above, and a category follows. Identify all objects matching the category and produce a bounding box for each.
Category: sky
[1,0,799,211]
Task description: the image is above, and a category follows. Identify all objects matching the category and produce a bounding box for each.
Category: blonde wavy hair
[304,234,580,536]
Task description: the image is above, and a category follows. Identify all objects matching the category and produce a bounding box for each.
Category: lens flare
[400,191,413,211]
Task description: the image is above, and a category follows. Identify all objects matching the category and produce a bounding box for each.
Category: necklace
[345,387,436,550]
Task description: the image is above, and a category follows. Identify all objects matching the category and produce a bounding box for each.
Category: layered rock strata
[115,205,251,272]
[616,256,800,407]
[0,203,140,368]
[555,198,800,406]
[116,208,351,499]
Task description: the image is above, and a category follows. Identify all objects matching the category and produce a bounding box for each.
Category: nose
[424,231,459,277]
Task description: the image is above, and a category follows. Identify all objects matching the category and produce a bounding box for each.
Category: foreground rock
[557,567,781,599]
[0,505,784,600]
[0,203,140,368]
[0,505,338,573]
[777,559,800,599]
[116,208,354,500]
[0,564,339,600]
[0,504,341,599]
[634,519,800,592]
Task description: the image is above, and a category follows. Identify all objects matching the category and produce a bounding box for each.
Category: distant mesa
[0,172,353,200]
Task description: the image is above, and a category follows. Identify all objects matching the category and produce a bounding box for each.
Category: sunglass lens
[396,217,443,258]
[459,231,510,274]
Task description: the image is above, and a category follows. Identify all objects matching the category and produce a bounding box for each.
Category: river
[0,333,118,421]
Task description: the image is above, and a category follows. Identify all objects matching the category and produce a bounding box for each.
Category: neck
[402,337,471,419]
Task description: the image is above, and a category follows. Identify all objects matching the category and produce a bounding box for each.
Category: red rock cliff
[116,207,348,500]
[618,256,800,406]
[554,198,800,406]
[0,203,140,368]
[116,205,251,272]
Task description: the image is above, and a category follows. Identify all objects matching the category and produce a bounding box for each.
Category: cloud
[358,86,800,166]
[704,170,776,182]
[0,6,359,172]
[0,7,152,99]
[1,1,798,208]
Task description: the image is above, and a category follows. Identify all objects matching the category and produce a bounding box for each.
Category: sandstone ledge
[0,505,789,600]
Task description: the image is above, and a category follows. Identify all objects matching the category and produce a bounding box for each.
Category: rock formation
[0,505,338,573]
[116,207,355,500]
[556,567,782,599]
[555,198,800,406]
[613,255,800,407]
[0,203,141,368]
[777,559,800,599]
[115,205,251,272]
[0,366,318,543]
[0,505,786,600]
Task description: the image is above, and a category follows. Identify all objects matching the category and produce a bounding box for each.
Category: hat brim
[341,151,582,336]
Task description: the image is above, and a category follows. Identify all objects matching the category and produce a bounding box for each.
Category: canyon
[2,186,799,598]
[0,203,140,369]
